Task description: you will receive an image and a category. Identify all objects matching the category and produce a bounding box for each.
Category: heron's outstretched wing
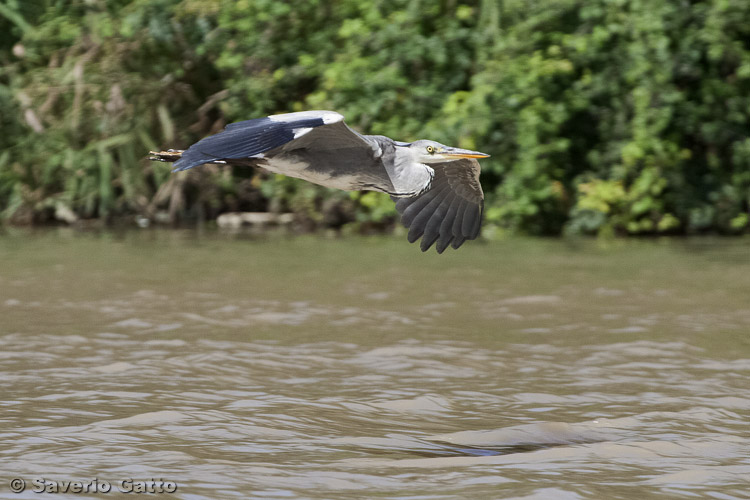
[172,110,372,172]
[392,158,483,253]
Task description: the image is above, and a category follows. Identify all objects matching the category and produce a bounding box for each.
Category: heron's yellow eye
[426,145,435,154]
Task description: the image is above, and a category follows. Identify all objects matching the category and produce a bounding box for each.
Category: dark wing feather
[451,198,468,240]
[401,183,451,229]
[391,158,483,253]
[434,195,464,253]
[172,111,369,172]
[407,186,451,244]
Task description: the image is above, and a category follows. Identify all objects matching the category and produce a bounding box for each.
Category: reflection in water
[1,232,749,499]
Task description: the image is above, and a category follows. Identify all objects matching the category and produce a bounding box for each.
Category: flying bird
[149,110,489,253]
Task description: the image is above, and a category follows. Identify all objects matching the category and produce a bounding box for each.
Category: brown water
[1,230,749,499]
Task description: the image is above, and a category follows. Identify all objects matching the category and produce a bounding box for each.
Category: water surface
[2,231,749,499]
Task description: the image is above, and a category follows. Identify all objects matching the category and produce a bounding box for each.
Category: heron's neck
[385,147,434,196]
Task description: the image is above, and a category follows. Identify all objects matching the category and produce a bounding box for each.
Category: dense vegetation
[1,0,749,235]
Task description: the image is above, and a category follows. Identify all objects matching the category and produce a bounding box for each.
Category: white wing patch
[292,127,313,139]
[268,110,344,125]
[320,112,344,125]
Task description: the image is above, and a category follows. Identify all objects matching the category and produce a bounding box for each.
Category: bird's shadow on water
[409,441,579,458]
[407,436,613,458]
[355,421,627,459]
[355,437,611,460]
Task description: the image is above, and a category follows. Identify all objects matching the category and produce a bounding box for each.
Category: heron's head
[408,140,490,164]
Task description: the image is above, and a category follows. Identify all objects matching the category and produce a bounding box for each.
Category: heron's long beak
[442,147,490,159]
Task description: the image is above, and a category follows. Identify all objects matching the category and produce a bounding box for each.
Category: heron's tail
[148,149,183,163]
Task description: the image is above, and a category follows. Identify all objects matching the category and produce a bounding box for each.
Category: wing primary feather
[462,203,479,237]
[393,196,413,212]
[407,189,450,244]
[420,230,441,252]
[400,184,450,227]
[469,202,484,239]
[435,235,454,254]
[435,195,462,253]
[422,192,457,252]
[452,198,468,238]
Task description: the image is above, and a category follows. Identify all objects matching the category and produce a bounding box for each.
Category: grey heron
[149,110,489,253]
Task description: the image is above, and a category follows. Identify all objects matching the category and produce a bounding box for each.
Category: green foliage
[1,0,749,235]
[437,0,750,235]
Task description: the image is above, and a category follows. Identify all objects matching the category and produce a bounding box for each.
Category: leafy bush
[1,0,749,235]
